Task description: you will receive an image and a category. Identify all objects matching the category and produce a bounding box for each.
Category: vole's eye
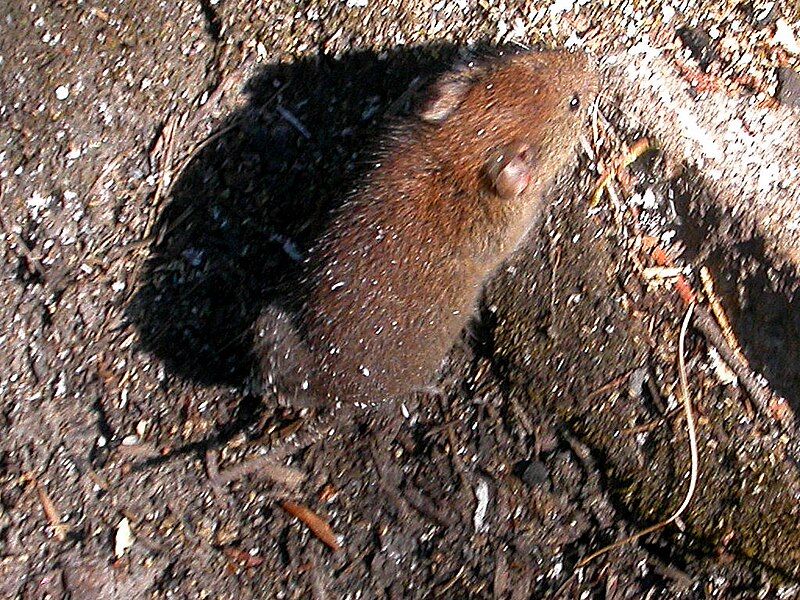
[569,94,580,111]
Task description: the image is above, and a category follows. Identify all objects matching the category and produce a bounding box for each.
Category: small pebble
[55,85,69,100]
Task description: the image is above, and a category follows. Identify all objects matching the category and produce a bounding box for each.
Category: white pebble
[473,478,490,532]
[115,518,134,558]
[55,85,69,100]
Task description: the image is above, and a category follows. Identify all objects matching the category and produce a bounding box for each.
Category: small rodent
[260,50,598,410]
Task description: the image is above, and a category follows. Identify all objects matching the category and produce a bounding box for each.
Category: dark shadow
[718,250,800,410]
[666,167,800,413]
[126,43,464,388]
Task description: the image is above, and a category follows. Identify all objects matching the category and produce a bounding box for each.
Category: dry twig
[646,247,786,424]
[698,266,745,363]
[690,303,787,423]
[590,137,652,206]
[585,371,632,403]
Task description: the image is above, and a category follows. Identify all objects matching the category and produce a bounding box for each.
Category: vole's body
[280,51,598,407]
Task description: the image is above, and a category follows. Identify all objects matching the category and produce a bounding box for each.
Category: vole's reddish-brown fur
[282,51,598,407]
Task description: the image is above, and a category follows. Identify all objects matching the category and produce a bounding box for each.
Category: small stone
[55,85,69,100]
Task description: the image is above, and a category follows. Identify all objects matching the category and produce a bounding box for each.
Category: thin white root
[575,302,698,569]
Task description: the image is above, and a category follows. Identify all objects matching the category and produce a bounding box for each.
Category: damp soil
[1,1,800,599]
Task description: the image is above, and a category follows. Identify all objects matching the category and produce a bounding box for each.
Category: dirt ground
[2,1,800,598]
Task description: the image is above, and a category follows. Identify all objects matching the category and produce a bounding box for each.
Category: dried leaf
[36,481,67,541]
[281,501,341,552]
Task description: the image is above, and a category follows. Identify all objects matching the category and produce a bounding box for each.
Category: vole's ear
[418,67,480,123]
[486,140,533,199]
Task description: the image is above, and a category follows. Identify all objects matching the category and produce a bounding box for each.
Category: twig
[690,303,783,423]
[585,371,632,403]
[590,137,652,206]
[620,407,683,435]
[276,105,311,139]
[222,546,265,568]
[205,449,228,503]
[368,438,453,528]
[143,114,179,240]
[213,454,306,488]
[423,418,461,439]
[401,485,454,528]
[435,565,466,597]
[368,440,413,519]
[648,247,784,424]
[698,266,746,363]
[575,303,699,569]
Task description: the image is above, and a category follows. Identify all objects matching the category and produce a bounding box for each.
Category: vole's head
[418,50,598,205]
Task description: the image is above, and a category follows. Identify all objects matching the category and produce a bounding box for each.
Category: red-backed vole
[261,50,598,411]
